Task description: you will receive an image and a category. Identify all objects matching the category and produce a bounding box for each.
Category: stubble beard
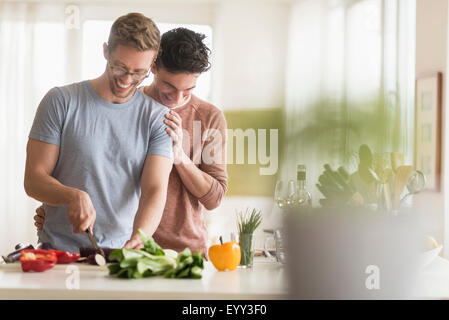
[108,76,138,101]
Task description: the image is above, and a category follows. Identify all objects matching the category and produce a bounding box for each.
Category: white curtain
[283,0,416,203]
[0,2,68,253]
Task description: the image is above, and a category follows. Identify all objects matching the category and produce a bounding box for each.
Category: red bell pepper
[49,250,80,264]
[20,250,57,272]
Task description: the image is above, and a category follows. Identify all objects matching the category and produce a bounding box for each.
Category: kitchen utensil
[35,242,52,250]
[379,168,394,211]
[86,229,105,258]
[393,165,414,209]
[2,244,34,263]
[383,183,392,211]
[15,242,31,251]
[399,170,426,206]
[390,152,404,172]
[263,229,286,264]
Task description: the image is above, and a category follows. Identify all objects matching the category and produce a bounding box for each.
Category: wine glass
[274,180,287,208]
[286,180,298,207]
[274,180,298,209]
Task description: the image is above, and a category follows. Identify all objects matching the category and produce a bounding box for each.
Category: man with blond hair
[33,23,228,257]
[25,13,173,252]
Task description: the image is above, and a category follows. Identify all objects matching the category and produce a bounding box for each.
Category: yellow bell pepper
[208,236,241,271]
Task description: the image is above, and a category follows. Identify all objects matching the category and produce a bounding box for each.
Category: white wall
[415,0,448,254]
[77,0,291,111]
[204,196,278,251]
[206,1,291,247]
[212,1,290,110]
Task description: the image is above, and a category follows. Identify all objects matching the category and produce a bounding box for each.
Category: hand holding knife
[85,228,106,264]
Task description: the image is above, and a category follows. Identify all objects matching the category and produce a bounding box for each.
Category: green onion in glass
[237,208,262,268]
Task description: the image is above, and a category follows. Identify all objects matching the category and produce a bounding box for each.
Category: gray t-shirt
[29,80,173,252]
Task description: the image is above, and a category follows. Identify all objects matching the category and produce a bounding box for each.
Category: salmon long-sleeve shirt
[152,94,228,256]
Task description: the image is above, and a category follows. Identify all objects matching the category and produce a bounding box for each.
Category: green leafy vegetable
[237,208,262,266]
[237,208,262,235]
[316,164,357,207]
[107,263,121,275]
[138,229,165,256]
[163,248,204,279]
[107,229,204,279]
[108,249,124,263]
[190,266,203,279]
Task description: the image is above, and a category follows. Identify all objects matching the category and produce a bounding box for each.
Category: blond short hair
[108,13,160,53]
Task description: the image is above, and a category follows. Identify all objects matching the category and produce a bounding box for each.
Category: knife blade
[85,228,105,258]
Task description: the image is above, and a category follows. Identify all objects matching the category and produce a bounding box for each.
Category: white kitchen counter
[5,253,449,300]
[417,255,449,299]
[0,257,288,300]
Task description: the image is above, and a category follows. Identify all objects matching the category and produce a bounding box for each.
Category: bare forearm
[132,189,167,237]
[175,152,213,198]
[24,172,78,206]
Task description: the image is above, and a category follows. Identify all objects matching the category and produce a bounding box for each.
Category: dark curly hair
[155,28,211,74]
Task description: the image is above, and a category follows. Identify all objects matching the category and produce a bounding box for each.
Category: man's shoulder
[138,89,170,118]
[189,94,225,124]
[57,80,88,94]
[189,94,220,112]
[45,81,88,101]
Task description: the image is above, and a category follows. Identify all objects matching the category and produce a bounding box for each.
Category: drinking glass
[274,180,298,209]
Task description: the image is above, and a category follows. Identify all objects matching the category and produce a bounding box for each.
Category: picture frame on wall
[414,72,443,192]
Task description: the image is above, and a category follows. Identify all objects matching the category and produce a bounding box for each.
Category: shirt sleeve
[28,87,66,146]
[147,107,174,160]
[198,109,228,210]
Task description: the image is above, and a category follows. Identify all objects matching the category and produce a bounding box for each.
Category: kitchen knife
[85,228,105,258]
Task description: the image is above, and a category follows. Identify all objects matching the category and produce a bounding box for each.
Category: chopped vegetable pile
[107,230,204,279]
[19,249,80,272]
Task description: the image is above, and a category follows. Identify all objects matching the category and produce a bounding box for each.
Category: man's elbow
[24,175,34,198]
[202,183,227,211]
[203,200,220,211]
[24,170,41,199]
[203,201,219,211]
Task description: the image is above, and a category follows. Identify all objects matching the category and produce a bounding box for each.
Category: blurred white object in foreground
[285,207,422,299]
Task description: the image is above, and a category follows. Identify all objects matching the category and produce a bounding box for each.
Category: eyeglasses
[108,61,150,81]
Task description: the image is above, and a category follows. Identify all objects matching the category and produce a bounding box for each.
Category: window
[33,22,66,99]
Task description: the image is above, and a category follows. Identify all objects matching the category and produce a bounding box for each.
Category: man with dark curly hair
[35,27,227,256]
[141,28,228,256]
